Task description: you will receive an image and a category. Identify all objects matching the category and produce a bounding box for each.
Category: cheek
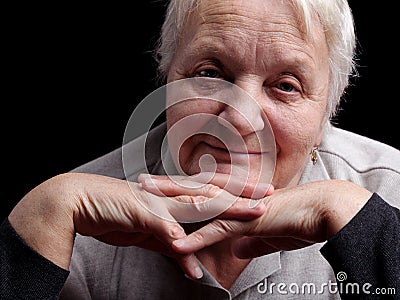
[266,104,325,186]
[166,99,223,174]
[268,101,325,150]
[275,114,313,150]
[166,100,221,130]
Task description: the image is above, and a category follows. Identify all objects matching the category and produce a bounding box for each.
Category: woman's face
[166,0,330,189]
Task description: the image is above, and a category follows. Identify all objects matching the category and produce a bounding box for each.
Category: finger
[138,174,171,181]
[151,218,203,279]
[217,198,266,220]
[166,194,265,223]
[204,173,274,199]
[135,203,204,279]
[139,175,268,222]
[176,255,203,280]
[140,176,222,198]
[142,178,266,220]
[172,219,246,254]
[160,191,265,223]
[139,173,274,199]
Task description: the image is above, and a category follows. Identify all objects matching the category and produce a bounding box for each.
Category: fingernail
[256,183,271,191]
[173,239,186,248]
[144,179,156,188]
[249,199,263,209]
[194,267,203,279]
[137,173,150,182]
[251,183,272,199]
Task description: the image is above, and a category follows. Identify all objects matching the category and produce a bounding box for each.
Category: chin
[179,142,270,184]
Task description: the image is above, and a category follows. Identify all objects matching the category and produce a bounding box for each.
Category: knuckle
[174,195,191,204]
[193,195,209,204]
[202,184,220,196]
[212,219,237,234]
[174,195,190,203]
[191,231,206,245]
[168,223,184,239]
[175,195,208,205]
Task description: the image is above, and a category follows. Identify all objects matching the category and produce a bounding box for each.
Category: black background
[2,1,398,222]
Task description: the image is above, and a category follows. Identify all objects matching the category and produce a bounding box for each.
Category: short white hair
[154,0,357,118]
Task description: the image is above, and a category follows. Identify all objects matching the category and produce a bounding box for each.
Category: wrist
[9,173,77,270]
[322,180,372,239]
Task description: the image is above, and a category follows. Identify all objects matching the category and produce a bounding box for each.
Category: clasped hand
[138,173,371,278]
[9,172,371,281]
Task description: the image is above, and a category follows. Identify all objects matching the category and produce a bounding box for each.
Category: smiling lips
[201,141,267,162]
[202,136,265,155]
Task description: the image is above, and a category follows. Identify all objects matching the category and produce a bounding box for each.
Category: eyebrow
[181,39,315,79]
[182,42,223,62]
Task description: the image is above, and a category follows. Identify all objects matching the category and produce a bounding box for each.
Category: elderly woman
[1,0,399,299]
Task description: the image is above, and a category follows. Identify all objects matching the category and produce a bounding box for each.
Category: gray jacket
[60,123,400,299]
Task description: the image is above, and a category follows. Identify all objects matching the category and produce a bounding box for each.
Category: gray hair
[154,0,357,118]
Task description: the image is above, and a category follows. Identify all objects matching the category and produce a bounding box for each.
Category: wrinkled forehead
[183,0,322,43]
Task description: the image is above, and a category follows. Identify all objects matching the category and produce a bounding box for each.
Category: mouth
[203,139,265,156]
[201,142,266,161]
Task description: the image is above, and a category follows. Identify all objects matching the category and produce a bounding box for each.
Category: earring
[311,147,318,165]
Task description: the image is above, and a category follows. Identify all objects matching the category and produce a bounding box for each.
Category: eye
[277,81,295,93]
[267,74,303,103]
[196,69,220,78]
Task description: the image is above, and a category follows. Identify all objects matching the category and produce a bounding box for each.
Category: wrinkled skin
[8,0,372,291]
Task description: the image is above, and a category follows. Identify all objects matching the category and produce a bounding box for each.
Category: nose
[217,87,265,136]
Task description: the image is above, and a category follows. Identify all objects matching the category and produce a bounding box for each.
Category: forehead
[180,0,327,64]
[198,0,301,29]
[175,0,329,77]
[187,0,308,38]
